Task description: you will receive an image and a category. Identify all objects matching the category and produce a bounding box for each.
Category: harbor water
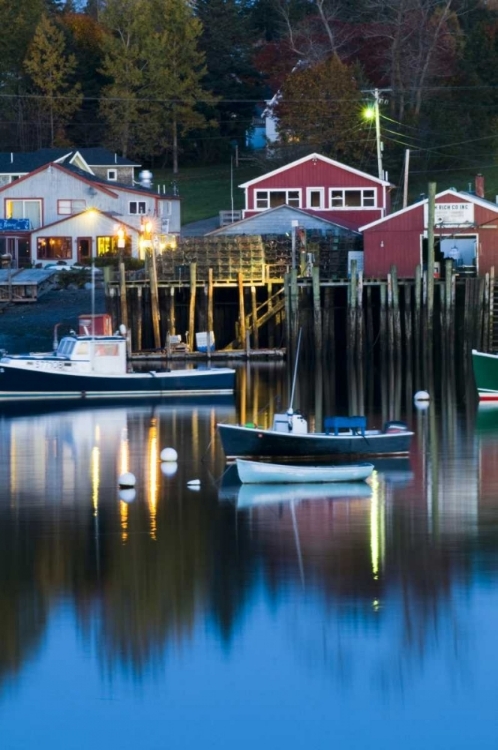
[0,361,497,749]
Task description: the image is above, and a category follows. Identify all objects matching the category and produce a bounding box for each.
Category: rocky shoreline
[0,288,106,354]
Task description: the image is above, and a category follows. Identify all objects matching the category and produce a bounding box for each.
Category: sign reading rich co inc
[424,202,474,227]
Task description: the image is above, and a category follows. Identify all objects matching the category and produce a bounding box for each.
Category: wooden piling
[119,260,128,330]
[290,269,299,358]
[312,266,322,356]
[349,260,357,357]
[149,251,161,349]
[169,286,176,336]
[391,265,401,359]
[238,271,246,349]
[189,262,197,351]
[267,282,274,348]
[251,285,259,349]
[489,267,495,352]
[136,286,143,352]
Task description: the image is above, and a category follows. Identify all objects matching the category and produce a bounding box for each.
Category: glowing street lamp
[363,88,383,180]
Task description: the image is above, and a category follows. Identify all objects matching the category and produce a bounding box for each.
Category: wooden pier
[102,234,495,372]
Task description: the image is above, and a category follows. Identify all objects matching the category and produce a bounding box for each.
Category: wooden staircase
[223,287,285,350]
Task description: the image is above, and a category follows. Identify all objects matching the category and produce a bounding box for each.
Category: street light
[363,88,383,180]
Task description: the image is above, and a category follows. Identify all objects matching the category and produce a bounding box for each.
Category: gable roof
[32,208,141,235]
[206,204,360,236]
[0,147,140,175]
[0,162,119,197]
[239,152,391,189]
[359,188,498,231]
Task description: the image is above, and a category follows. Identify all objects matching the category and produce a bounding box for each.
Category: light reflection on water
[1,370,498,749]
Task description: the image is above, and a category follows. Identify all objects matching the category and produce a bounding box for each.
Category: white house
[0,161,180,267]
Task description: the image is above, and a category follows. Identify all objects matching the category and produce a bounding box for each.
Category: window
[36,237,72,260]
[329,188,377,209]
[307,188,324,209]
[58,199,86,215]
[107,169,117,181]
[129,201,147,215]
[6,199,41,228]
[97,236,131,256]
[255,189,302,209]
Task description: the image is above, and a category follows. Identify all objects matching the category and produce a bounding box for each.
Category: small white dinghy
[235,458,374,485]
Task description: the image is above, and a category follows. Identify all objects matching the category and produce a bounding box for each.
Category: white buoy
[160,447,178,462]
[414,390,430,402]
[119,488,136,503]
[161,461,178,477]
[187,479,201,490]
[119,471,136,488]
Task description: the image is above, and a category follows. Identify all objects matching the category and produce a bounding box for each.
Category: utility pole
[403,149,410,208]
[374,88,383,180]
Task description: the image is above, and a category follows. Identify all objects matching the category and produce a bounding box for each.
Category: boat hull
[472,349,498,400]
[236,458,374,484]
[218,423,413,459]
[0,363,235,400]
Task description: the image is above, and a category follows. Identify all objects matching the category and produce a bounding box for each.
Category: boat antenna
[288,328,302,412]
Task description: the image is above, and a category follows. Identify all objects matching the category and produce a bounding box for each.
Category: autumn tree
[274,56,369,164]
[24,14,83,147]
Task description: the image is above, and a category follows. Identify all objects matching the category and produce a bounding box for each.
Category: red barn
[360,188,498,278]
[240,153,391,232]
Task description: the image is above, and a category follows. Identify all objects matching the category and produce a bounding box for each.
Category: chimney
[475,173,485,198]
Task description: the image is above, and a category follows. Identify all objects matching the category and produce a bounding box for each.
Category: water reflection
[2,368,498,748]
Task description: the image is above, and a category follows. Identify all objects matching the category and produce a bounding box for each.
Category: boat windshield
[56,339,76,357]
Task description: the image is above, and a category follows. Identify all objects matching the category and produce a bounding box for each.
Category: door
[77,237,92,264]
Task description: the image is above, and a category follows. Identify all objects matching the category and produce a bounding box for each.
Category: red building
[240,153,391,232]
[360,187,498,278]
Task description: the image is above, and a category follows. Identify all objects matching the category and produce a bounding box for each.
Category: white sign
[424,202,474,227]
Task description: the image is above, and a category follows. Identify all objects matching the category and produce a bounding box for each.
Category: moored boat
[236,458,374,484]
[472,349,498,400]
[218,410,413,460]
[0,328,235,400]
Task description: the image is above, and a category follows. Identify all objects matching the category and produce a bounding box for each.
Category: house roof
[0,160,178,201]
[359,188,498,232]
[206,204,360,236]
[239,152,392,189]
[31,208,141,235]
[0,147,140,175]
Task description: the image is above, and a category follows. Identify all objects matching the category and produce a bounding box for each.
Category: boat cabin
[55,335,127,375]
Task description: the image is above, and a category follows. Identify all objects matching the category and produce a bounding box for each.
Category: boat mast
[288,328,302,412]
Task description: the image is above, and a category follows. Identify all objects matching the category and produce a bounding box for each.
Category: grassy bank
[152,163,262,224]
[153,159,498,225]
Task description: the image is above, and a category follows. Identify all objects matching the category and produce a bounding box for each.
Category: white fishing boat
[236,458,374,484]
[0,325,235,401]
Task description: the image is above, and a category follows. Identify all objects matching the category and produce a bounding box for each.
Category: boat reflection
[237,481,372,509]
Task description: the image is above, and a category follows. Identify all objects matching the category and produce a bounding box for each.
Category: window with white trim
[306,188,324,209]
[6,199,41,228]
[107,169,117,181]
[129,201,147,214]
[329,188,376,208]
[255,189,301,209]
[58,199,86,215]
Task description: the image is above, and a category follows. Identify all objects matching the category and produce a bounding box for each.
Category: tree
[141,0,218,172]
[24,14,83,146]
[98,0,146,157]
[274,56,369,164]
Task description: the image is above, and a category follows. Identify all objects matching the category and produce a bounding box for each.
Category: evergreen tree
[98,0,147,157]
[24,14,83,146]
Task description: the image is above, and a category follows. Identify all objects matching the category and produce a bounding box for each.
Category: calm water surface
[1,363,498,749]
